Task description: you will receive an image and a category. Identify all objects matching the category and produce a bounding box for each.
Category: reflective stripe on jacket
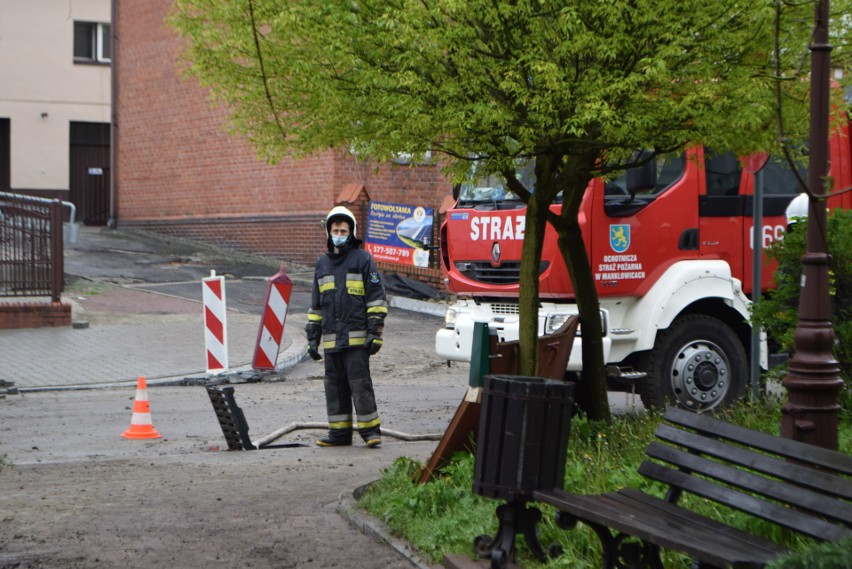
[308,246,387,352]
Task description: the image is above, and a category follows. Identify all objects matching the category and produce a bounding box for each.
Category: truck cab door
[591,149,699,297]
[698,148,745,281]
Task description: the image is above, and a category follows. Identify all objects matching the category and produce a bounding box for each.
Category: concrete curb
[337,484,438,569]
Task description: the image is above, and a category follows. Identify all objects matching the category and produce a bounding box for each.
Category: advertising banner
[365,201,433,267]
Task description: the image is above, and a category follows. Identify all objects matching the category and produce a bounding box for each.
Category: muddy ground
[0,308,469,569]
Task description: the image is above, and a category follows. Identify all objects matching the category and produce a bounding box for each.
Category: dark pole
[780,0,843,449]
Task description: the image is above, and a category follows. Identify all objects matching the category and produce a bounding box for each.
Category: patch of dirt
[0,311,467,569]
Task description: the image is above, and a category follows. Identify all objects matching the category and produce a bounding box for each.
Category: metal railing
[0,192,67,301]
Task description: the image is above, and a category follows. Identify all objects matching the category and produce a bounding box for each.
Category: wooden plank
[536,316,579,379]
[497,378,527,499]
[534,488,784,567]
[476,376,505,496]
[655,423,852,501]
[663,407,852,475]
[489,315,578,380]
[416,397,479,484]
[617,489,788,558]
[646,441,852,526]
[419,323,493,485]
[520,381,546,492]
[538,382,574,491]
[639,461,852,542]
[603,491,781,563]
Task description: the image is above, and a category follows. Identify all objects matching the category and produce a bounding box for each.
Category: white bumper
[434,300,612,371]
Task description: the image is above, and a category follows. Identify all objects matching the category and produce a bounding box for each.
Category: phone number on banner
[371,245,411,258]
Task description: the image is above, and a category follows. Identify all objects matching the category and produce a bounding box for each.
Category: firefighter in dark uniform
[306,206,388,447]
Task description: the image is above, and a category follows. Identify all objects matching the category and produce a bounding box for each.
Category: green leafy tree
[170,0,849,421]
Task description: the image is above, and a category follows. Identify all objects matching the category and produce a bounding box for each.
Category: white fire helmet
[325,206,357,239]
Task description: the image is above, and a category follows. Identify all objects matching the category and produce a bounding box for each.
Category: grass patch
[359,400,850,567]
[65,278,114,296]
[767,537,852,569]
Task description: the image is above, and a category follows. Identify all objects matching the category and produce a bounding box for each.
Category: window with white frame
[74,22,111,64]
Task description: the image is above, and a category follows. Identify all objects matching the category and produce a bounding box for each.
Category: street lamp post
[780,0,843,449]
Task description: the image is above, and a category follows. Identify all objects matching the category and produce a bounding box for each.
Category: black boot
[359,426,381,448]
[316,428,352,447]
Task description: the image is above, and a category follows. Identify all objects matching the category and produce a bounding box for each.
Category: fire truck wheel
[638,314,747,412]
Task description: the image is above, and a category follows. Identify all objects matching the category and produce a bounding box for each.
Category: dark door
[0,118,9,191]
[69,122,110,225]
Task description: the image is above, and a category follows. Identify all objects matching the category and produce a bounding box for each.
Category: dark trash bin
[474,374,576,500]
[472,374,576,568]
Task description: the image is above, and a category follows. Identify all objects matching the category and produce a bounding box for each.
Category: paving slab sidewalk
[0,285,306,391]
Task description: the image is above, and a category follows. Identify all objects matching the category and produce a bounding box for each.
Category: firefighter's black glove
[305,321,322,360]
[366,334,383,356]
[307,341,322,361]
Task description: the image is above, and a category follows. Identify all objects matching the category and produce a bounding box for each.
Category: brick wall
[0,302,71,329]
[116,1,452,288]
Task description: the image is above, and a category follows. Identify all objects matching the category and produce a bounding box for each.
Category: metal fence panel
[0,192,64,301]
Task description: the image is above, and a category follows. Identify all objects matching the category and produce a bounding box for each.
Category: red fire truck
[435,120,852,412]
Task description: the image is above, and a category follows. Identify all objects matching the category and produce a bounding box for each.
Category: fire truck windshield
[458,160,537,205]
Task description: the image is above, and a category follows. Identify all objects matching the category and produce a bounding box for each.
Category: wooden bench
[534,407,852,569]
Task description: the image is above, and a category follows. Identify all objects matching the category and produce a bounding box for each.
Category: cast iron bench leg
[474,501,548,569]
[556,512,663,569]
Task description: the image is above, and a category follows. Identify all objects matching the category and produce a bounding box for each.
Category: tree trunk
[555,171,612,423]
[517,193,548,376]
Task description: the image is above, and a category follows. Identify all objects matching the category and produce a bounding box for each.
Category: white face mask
[331,235,349,248]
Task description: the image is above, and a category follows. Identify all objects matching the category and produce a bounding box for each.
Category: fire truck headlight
[545,311,607,337]
[545,313,572,335]
[444,307,459,328]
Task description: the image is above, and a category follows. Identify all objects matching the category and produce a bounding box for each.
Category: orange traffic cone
[121,376,162,439]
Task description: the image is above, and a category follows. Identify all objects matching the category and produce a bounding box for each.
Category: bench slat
[618,488,783,549]
[541,490,775,567]
[645,441,852,527]
[639,460,852,542]
[534,488,785,567]
[655,423,852,501]
[663,408,852,476]
[617,488,789,563]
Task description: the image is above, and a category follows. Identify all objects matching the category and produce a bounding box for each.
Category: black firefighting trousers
[322,347,381,436]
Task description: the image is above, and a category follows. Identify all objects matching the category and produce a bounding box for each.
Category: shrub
[751,208,852,412]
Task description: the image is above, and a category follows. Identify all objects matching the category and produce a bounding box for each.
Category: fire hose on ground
[254,421,443,448]
[206,385,443,450]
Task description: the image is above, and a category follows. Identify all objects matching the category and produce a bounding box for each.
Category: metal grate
[206,386,256,450]
[491,304,520,315]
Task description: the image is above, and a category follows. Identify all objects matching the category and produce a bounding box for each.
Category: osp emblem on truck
[491,242,501,265]
[610,224,630,253]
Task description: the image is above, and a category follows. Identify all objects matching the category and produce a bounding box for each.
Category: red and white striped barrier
[253,263,293,370]
[202,271,229,373]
